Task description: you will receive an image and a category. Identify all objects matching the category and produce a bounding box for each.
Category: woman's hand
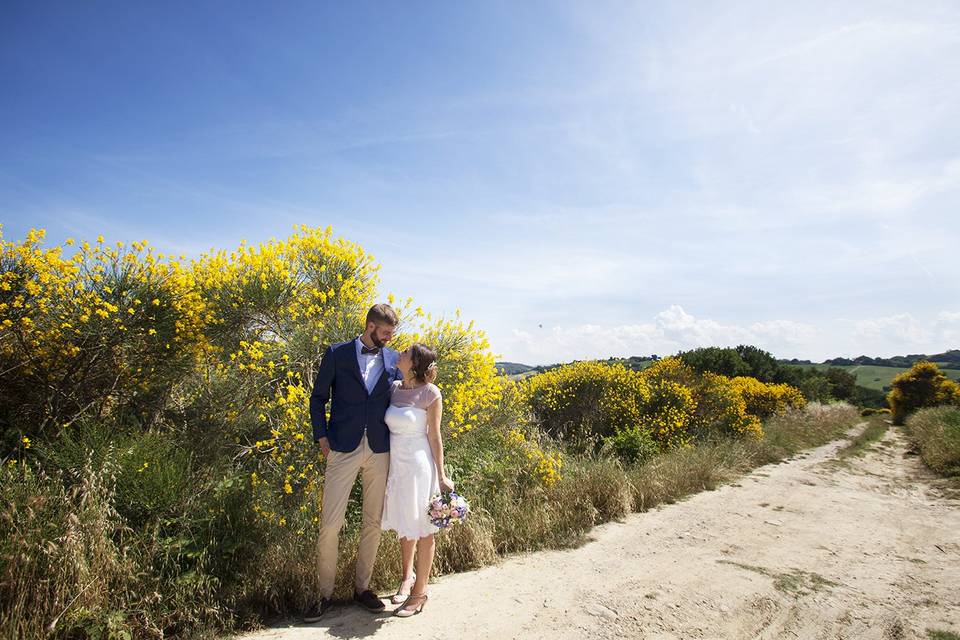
[440,475,455,493]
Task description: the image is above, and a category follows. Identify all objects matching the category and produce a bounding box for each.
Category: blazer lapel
[344,339,365,388]
[371,348,396,394]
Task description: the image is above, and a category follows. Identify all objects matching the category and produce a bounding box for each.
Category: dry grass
[1,403,860,638]
[906,406,960,477]
[629,402,860,512]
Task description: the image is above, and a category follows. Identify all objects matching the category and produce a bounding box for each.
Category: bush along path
[235,417,960,640]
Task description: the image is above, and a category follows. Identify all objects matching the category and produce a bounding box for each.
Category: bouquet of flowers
[427,491,469,529]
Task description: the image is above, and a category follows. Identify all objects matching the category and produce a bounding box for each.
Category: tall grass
[629,402,860,511]
[0,403,860,638]
[905,406,960,476]
[0,455,229,639]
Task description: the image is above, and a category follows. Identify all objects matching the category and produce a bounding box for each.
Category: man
[303,303,402,621]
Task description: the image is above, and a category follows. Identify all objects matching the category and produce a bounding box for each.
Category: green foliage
[852,385,888,408]
[824,367,857,400]
[679,345,844,404]
[794,372,833,403]
[734,345,782,382]
[678,345,784,383]
[677,346,752,378]
[606,426,661,464]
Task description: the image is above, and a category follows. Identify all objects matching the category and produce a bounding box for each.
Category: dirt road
[237,424,960,639]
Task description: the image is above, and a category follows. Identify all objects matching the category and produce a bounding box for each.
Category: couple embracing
[303,303,454,621]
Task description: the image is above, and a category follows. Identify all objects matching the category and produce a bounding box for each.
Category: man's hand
[316,437,331,458]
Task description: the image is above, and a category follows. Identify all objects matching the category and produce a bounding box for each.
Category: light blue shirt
[354,336,385,395]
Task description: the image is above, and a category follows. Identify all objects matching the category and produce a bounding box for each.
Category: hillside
[494,362,537,376]
[821,349,960,369]
[784,362,960,392]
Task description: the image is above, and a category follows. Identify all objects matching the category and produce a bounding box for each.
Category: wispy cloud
[503,305,960,364]
[3,2,959,365]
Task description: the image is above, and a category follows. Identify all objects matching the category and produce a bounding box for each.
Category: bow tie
[361,345,380,355]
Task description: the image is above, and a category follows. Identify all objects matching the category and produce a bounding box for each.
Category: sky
[2,1,959,365]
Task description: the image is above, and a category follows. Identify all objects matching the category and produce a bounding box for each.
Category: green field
[785,363,960,391]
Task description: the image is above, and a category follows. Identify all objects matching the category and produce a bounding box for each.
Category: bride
[380,342,454,617]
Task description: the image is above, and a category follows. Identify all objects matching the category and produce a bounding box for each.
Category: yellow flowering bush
[0,224,561,636]
[640,358,764,440]
[694,372,763,440]
[0,226,206,445]
[185,228,512,525]
[887,361,960,425]
[522,360,699,450]
[502,427,563,486]
[1,224,517,526]
[389,307,503,439]
[521,356,805,453]
[729,376,806,419]
[521,361,645,443]
[638,379,696,449]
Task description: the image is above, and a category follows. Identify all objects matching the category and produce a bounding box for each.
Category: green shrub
[606,426,661,464]
[853,385,889,408]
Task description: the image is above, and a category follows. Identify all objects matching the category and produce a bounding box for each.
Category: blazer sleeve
[310,346,336,442]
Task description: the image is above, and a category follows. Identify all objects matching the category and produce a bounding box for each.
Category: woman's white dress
[381,380,442,540]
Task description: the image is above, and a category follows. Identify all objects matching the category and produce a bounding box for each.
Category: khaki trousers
[317,432,389,597]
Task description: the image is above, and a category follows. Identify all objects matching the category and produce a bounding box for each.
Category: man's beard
[370,332,385,348]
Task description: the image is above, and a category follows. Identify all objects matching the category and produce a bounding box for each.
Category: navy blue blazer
[310,339,401,453]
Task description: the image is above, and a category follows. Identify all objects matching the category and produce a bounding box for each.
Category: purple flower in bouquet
[427,491,470,529]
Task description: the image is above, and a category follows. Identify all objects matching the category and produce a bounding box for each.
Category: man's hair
[366,303,399,328]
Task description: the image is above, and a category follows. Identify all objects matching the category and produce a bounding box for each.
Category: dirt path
[237,424,960,640]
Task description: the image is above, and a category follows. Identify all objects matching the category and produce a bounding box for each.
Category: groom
[304,303,402,621]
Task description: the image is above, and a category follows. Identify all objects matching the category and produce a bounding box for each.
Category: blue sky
[3,1,959,364]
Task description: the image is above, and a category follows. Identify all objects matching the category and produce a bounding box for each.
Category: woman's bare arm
[426,396,454,491]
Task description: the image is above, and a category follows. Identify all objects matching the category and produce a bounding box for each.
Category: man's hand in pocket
[316,437,331,458]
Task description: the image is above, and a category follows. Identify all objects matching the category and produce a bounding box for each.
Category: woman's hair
[409,343,438,384]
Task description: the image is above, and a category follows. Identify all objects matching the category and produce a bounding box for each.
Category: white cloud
[934,312,960,347]
[500,305,820,363]
[854,313,929,345]
[499,305,959,365]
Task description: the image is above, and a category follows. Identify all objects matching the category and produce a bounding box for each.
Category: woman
[380,342,454,617]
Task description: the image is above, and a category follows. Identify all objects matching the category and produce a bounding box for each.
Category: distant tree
[853,385,888,408]
[825,367,857,401]
[797,374,832,403]
[677,347,751,378]
[735,345,782,383]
